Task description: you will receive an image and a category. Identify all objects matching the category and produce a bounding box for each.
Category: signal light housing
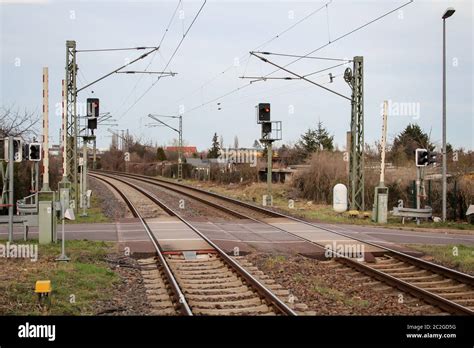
[28,143,42,161]
[257,103,271,123]
[87,98,99,131]
[262,122,272,135]
[415,148,429,167]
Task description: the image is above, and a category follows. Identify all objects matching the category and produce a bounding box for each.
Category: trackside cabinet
[39,201,55,244]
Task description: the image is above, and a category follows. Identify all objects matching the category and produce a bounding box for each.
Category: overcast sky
[1,0,472,152]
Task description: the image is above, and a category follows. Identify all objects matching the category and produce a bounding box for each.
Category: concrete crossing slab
[265,218,384,253]
[146,217,212,252]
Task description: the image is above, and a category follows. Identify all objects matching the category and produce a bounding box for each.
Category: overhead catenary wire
[172,0,332,105]
[251,52,351,101]
[220,72,344,109]
[185,61,348,114]
[326,2,331,43]
[261,0,414,79]
[76,46,157,53]
[117,0,207,121]
[77,46,160,93]
[181,0,414,116]
[252,51,351,62]
[303,61,349,78]
[240,61,349,82]
[113,0,183,117]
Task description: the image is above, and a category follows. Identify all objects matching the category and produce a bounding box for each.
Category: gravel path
[244,253,443,315]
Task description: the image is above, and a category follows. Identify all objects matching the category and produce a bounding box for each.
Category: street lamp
[442,7,455,222]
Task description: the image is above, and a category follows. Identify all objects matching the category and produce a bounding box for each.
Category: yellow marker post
[35,280,52,310]
[35,280,52,294]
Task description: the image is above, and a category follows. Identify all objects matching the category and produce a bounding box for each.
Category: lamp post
[442,7,455,222]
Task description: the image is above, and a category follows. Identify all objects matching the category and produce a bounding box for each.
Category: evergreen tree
[297,121,334,158]
[297,128,318,154]
[315,121,334,151]
[156,147,167,161]
[207,132,220,158]
[392,123,434,159]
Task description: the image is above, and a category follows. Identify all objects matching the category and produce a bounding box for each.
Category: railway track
[92,170,474,315]
[90,172,297,316]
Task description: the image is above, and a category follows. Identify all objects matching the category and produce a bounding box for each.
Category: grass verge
[0,240,118,315]
[405,244,474,275]
[67,194,111,224]
[180,179,474,232]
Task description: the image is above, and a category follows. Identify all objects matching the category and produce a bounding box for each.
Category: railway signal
[262,122,272,135]
[4,137,23,162]
[428,151,437,165]
[87,98,99,132]
[257,103,270,123]
[415,148,429,167]
[13,138,23,162]
[28,143,42,161]
[256,103,282,207]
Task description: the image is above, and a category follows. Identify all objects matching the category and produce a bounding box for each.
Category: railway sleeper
[192,304,273,316]
[185,291,257,302]
[435,291,474,299]
[410,278,456,286]
[175,272,235,280]
[143,277,167,287]
[145,287,168,296]
[176,276,240,285]
[184,285,250,295]
[370,265,417,272]
[420,284,469,292]
[398,274,443,281]
[173,265,228,273]
[384,269,432,277]
[168,260,226,267]
[373,257,397,263]
[147,293,173,302]
[190,297,264,309]
[370,261,406,269]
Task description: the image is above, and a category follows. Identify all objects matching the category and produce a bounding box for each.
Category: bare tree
[0,105,40,139]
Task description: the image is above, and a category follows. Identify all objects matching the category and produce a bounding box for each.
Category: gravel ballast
[244,253,442,315]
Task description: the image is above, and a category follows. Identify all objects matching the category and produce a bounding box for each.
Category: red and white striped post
[61,79,68,179]
[41,67,51,191]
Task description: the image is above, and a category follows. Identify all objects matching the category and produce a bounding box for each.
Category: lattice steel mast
[346,56,365,211]
[64,40,78,204]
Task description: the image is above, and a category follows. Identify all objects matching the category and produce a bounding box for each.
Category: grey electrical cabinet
[377,192,388,223]
[39,201,56,244]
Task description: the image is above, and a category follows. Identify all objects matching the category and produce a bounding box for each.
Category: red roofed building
[165,146,198,158]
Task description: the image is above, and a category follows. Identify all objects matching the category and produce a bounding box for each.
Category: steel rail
[91,172,297,316]
[338,257,473,315]
[89,173,192,316]
[102,171,473,285]
[94,171,474,315]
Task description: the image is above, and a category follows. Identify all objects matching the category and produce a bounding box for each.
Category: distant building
[49,144,61,156]
[165,146,198,158]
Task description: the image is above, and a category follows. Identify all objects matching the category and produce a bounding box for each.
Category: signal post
[256,103,281,207]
